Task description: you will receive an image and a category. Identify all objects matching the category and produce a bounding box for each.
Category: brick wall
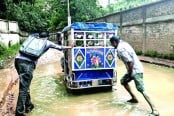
[90,0,174,53]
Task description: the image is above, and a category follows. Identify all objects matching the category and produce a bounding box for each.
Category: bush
[135,49,143,55]
[156,53,164,59]
[143,50,158,57]
[0,42,7,54]
[0,43,20,69]
[20,38,26,44]
[167,52,174,60]
[142,50,174,60]
[5,1,49,32]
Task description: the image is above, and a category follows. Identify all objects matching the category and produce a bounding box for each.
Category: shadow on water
[66,87,113,96]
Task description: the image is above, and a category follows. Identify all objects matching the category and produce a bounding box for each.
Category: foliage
[0,43,20,69]
[47,0,67,30]
[0,0,103,32]
[143,50,158,57]
[48,0,103,30]
[156,52,174,60]
[135,49,143,55]
[135,50,174,60]
[12,0,35,4]
[4,0,49,32]
[0,0,6,18]
[0,0,160,32]
[70,0,103,22]
[102,0,158,15]
[0,43,20,59]
[0,42,7,55]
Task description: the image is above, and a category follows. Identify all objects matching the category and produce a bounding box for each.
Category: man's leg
[123,83,138,103]
[141,91,159,115]
[25,90,34,113]
[134,73,159,115]
[60,57,64,72]
[15,59,35,116]
[121,74,138,103]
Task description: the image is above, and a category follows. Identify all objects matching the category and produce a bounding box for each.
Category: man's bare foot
[149,110,159,116]
[127,99,138,103]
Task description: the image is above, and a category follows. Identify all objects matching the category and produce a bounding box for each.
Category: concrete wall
[90,0,174,53]
[0,19,28,48]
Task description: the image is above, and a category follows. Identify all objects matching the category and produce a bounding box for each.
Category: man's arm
[119,48,133,77]
[62,46,72,49]
[127,61,133,77]
[47,40,71,50]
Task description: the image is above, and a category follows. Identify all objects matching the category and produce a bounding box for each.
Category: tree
[0,0,104,32]
[47,0,67,30]
[47,0,103,30]
[4,0,49,32]
[70,0,103,21]
[13,0,35,5]
[0,0,6,18]
[0,0,6,11]
[102,0,158,15]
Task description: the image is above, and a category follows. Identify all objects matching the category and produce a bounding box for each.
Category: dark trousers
[15,59,35,116]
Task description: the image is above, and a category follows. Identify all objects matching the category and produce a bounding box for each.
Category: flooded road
[26,60,174,116]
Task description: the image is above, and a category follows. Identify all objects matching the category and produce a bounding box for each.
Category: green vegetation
[143,50,158,57]
[103,0,159,15]
[0,0,103,32]
[0,43,20,69]
[0,0,159,32]
[4,0,50,32]
[134,42,174,60]
[135,49,143,55]
[0,43,7,55]
[135,50,174,60]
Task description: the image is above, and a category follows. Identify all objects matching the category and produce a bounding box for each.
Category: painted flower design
[90,55,101,68]
[107,54,113,60]
[77,55,83,62]
[76,54,84,67]
[107,53,114,65]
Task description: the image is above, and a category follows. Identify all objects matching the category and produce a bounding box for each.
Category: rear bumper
[64,78,116,90]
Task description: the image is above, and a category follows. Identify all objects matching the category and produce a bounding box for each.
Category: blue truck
[62,22,118,91]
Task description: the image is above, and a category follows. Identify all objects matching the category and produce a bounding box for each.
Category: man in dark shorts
[110,36,159,116]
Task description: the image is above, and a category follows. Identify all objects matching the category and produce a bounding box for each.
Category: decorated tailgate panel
[86,48,104,69]
[74,48,85,69]
[105,48,116,68]
[73,48,116,70]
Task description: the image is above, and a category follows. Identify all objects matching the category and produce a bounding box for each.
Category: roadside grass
[135,49,174,60]
[0,44,20,69]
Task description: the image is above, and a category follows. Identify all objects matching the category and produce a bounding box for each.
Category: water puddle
[11,61,174,116]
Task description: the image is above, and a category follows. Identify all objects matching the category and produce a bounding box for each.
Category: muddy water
[27,61,174,116]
